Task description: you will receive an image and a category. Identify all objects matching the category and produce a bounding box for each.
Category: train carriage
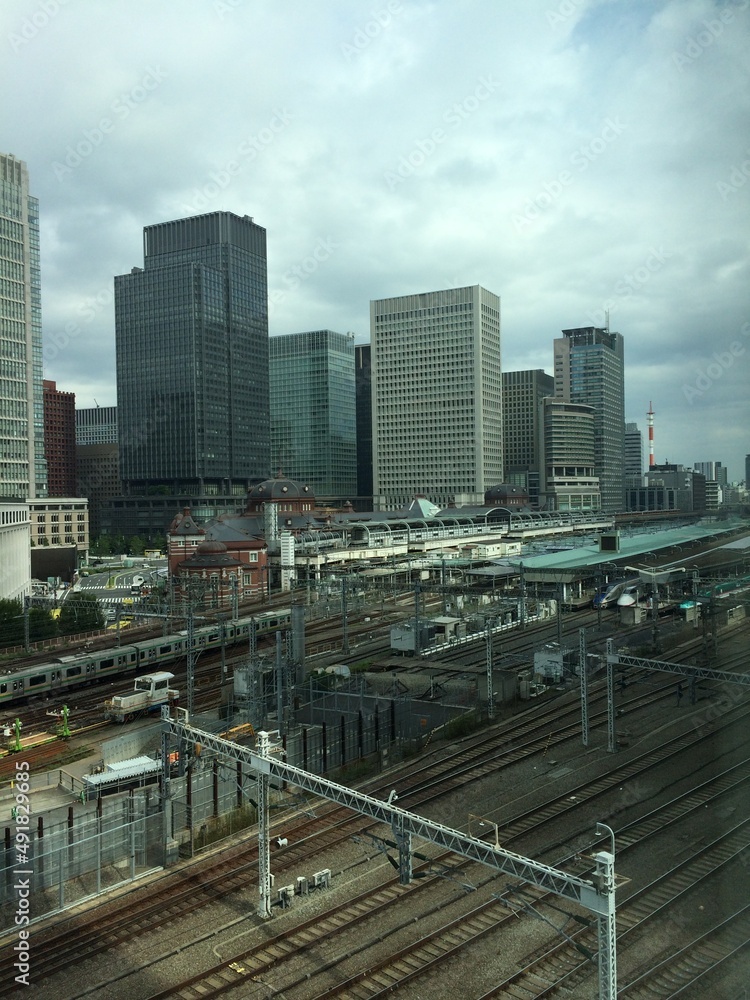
[0,608,293,709]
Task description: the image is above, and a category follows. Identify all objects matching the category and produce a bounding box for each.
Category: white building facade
[370,285,502,510]
[0,502,31,601]
[0,153,47,498]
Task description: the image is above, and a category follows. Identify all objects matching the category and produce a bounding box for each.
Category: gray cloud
[2,0,748,478]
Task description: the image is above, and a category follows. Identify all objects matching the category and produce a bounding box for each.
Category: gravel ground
[9,620,750,999]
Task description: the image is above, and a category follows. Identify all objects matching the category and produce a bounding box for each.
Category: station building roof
[507,522,744,581]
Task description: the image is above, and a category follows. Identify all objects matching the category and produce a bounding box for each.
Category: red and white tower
[647,401,655,467]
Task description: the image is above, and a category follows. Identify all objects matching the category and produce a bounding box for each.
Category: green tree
[59,593,104,636]
[128,535,146,556]
[90,535,113,556]
[29,606,57,643]
[0,599,24,648]
[109,535,127,558]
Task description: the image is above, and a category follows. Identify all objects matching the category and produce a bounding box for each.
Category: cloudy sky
[3,0,749,480]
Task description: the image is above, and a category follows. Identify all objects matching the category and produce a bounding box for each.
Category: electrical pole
[341,576,350,656]
[23,596,30,654]
[486,620,494,720]
[187,607,195,719]
[579,627,589,748]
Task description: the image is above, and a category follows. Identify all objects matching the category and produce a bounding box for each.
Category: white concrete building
[0,154,47,498]
[370,285,502,510]
[0,502,31,601]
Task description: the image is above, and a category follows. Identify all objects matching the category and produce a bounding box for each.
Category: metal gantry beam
[160,712,614,918]
[610,651,750,687]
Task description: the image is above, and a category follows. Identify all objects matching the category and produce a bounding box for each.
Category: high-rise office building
[538,398,600,511]
[0,153,47,498]
[76,444,120,536]
[624,422,643,486]
[43,380,76,497]
[554,326,624,512]
[371,285,502,510]
[355,344,373,503]
[694,461,727,487]
[76,405,118,445]
[115,212,269,495]
[269,330,356,499]
[503,369,553,507]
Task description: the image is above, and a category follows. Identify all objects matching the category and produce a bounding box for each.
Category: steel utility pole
[341,576,350,656]
[579,627,589,748]
[486,620,494,720]
[187,608,195,719]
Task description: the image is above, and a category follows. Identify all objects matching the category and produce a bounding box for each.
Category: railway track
[4,681,747,998]
[484,822,750,997]
[619,904,750,998]
[49,731,750,1000]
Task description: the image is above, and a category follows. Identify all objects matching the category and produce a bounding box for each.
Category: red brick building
[168,507,269,604]
[43,380,76,496]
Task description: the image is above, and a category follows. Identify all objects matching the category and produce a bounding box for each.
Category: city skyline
[2,0,748,479]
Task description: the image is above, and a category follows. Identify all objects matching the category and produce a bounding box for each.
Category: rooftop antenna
[604,309,610,334]
[94,398,100,408]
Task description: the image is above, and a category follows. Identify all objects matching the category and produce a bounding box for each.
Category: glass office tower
[269,330,356,498]
[0,153,47,498]
[115,212,269,494]
[554,327,624,513]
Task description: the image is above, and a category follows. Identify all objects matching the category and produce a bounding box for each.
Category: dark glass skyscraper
[115,212,269,494]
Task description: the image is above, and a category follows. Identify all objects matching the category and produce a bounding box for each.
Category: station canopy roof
[507,522,744,582]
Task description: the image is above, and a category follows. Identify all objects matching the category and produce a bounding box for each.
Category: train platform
[0,750,104,825]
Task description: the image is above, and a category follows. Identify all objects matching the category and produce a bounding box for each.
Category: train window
[207,633,219,642]
[66,666,82,678]
[100,658,114,668]
[29,674,47,687]
[87,664,96,673]
[0,683,6,693]
[159,645,172,655]
[13,681,22,691]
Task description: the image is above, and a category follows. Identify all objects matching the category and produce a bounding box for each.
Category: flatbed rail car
[0,607,292,709]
